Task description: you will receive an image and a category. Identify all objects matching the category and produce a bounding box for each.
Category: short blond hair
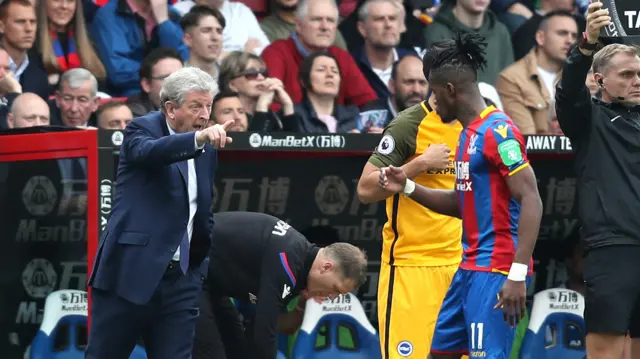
[593,43,640,74]
[324,242,368,288]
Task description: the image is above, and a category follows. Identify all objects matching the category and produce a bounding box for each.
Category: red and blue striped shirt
[454,106,534,274]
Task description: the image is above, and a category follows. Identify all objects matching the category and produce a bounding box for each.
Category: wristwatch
[579,32,598,51]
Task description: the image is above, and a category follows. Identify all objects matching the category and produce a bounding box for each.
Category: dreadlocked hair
[422,38,455,79]
[429,33,488,84]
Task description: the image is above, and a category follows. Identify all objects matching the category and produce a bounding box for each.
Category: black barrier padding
[0,157,88,357]
[96,148,578,329]
[0,130,582,356]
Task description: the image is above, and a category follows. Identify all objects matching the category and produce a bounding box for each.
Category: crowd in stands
[0,0,603,135]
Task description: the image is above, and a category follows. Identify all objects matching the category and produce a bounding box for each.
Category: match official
[194,211,368,359]
[555,2,640,358]
[86,67,232,359]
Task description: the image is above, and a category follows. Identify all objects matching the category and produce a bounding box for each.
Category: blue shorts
[431,268,530,358]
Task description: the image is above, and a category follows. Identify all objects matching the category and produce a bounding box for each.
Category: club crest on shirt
[467,134,478,155]
[249,293,257,304]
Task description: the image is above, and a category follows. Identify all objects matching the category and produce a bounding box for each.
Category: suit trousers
[86,263,203,359]
[192,289,249,359]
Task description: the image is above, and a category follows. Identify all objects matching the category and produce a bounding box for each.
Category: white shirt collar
[9,53,29,80]
[166,121,176,135]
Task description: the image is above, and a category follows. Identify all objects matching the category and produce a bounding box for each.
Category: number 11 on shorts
[470,322,484,350]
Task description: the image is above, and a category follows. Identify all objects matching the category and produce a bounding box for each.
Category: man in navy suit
[86,67,233,359]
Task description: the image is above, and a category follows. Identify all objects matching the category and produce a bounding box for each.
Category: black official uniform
[194,211,319,359]
[556,45,640,336]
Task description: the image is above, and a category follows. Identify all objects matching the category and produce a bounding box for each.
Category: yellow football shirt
[368,102,463,266]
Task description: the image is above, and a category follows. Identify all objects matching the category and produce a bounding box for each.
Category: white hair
[60,68,98,97]
[159,67,218,112]
[296,0,338,20]
[357,0,401,22]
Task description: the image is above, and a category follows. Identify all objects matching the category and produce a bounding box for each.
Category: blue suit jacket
[89,111,216,305]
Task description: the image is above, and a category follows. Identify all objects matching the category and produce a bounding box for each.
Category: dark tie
[179,161,190,274]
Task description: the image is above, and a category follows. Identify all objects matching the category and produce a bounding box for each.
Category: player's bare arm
[495,165,543,327]
[506,165,542,266]
[378,166,460,218]
[358,144,451,203]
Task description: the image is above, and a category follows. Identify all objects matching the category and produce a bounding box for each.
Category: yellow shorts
[377,262,460,359]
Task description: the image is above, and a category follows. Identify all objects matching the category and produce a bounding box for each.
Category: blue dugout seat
[291,293,381,359]
[25,289,146,359]
[520,288,586,359]
[26,290,88,359]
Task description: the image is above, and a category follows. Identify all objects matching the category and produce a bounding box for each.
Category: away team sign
[525,136,573,153]
[601,0,640,37]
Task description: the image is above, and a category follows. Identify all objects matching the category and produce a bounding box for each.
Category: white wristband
[507,262,528,282]
[402,179,416,196]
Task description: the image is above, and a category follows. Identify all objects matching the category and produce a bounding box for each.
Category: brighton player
[379,33,543,359]
[357,51,462,359]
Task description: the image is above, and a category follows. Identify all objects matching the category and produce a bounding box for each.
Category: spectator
[496,10,577,134]
[585,67,598,96]
[340,0,426,54]
[0,47,24,130]
[90,0,188,96]
[260,0,348,50]
[361,53,428,126]
[126,48,184,117]
[173,0,270,55]
[209,90,249,131]
[352,0,416,99]
[218,51,297,131]
[294,52,359,133]
[424,0,514,85]
[180,5,224,82]
[6,92,50,128]
[53,68,99,127]
[489,0,533,34]
[511,0,584,61]
[96,100,133,130]
[0,0,49,100]
[262,0,377,109]
[36,0,106,92]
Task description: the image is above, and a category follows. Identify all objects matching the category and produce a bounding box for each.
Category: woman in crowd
[37,0,106,91]
[295,52,360,133]
[218,51,298,131]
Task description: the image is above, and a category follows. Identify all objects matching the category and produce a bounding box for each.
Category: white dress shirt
[9,54,29,81]
[166,122,199,261]
[371,49,398,89]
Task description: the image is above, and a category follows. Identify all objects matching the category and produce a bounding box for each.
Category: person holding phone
[555,1,640,358]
